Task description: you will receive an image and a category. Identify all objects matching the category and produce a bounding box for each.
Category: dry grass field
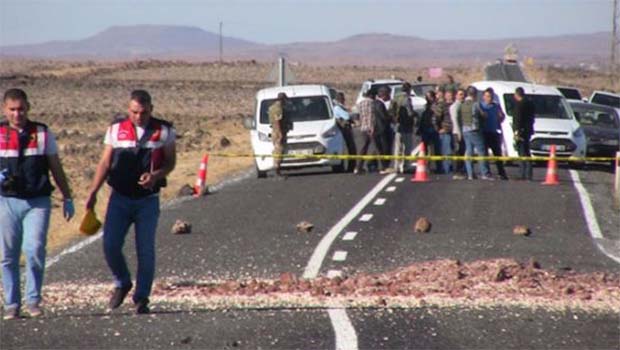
[0,59,617,254]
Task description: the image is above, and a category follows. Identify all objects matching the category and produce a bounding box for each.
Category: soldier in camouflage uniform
[268,92,290,177]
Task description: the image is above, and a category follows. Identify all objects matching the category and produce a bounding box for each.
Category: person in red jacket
[85,90,176,314]
[1,88,74,320]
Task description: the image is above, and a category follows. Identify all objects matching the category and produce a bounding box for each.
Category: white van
[471,81,587,159]
[245,85,345,178]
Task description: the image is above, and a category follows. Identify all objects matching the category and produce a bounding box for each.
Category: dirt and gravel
[37,258,619,315]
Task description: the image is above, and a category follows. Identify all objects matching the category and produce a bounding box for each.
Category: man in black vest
[85,90,176,314]
[513,87,536,180]
[0,88,74,320]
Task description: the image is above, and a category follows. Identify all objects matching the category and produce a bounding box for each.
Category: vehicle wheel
[332,161,345,173]
[256,163,267,178]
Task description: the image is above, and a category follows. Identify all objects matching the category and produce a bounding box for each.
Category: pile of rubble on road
[42,258,620,313]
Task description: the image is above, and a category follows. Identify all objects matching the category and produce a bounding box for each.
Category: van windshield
[259,96,332,124]
[591,93,620,108]
[503,94,573,120]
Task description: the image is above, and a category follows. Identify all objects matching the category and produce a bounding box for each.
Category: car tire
[256,162,267,179]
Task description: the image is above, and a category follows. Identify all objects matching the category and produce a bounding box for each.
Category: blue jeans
[463,130,489,179]
[439,133,453,174]
[0,196,51,309]
[103,191,160,303]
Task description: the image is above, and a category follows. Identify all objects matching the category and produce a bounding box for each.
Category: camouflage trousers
[272,129,287,170]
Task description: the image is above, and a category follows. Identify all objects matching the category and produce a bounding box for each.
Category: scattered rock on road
[414,217,431,233]
[171,220,192,235]
[296,221,314,233]
[513,225,531,236]
[177,184,195,197]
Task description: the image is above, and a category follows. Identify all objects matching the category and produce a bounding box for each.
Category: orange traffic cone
[411,142,430,182]
[542,145,559,185]
[194,154,209,196]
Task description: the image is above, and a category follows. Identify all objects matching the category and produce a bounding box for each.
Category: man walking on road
[333,92,357,172]
[355,91,389,174]
[268,92,291,178]
[513,87,536,180]
[389,82,417,173]
[0,88,74,320]
[85,90,176,314]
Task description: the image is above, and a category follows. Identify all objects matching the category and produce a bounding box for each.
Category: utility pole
[612,0,619,86]
[219,21,223,63]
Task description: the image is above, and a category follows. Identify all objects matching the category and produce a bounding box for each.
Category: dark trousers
[356,131,389,172]
[338,123,357,172]
[516,139,533,180]
[421,128,440,172]
[483,131,507,178]
[453,135,466,174]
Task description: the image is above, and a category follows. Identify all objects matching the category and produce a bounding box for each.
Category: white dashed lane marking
[395,177,405,183]
[342,231,358,241]
[374,198,386,206]
[359,214,373,222]
[327,270,343,278]
[385,186,396,192]
[332,251,348,261]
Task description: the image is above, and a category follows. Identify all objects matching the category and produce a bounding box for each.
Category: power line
[612,0,619,86]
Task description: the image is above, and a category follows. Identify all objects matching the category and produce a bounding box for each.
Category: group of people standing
[334,82,535,181]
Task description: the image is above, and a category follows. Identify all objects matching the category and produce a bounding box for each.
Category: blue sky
[0,0,613,46]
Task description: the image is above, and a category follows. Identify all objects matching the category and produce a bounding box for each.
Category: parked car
[556,86,583,102]
[569,101,620,165]
[353,79,429,115]
[471,81,587,161]
[245,85,345,178]
[589,90,620,109]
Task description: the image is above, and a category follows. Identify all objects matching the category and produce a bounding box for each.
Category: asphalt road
[2,165,619,349]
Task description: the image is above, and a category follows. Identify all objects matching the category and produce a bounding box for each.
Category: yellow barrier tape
[209,153,620,163]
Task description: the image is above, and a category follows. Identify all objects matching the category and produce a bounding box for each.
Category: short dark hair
[515,87,525,97]
[3,88,29,103]
[484,87,494,95]
[336,91,345,100]
[466,86,478,98]
[402,82,412,91]
[130,90,152,106]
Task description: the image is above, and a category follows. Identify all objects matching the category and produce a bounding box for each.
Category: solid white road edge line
[569,170,620,264]
[303,173,396,278]
[328,308,359,350]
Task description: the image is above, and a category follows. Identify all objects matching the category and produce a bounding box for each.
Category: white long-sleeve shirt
[450,100,462,139]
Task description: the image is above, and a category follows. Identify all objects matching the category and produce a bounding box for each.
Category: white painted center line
[329,308,358,350]
[359,213,373,222]
[332,251,348,261]
[342,231,358,241]
[327,270,343,278]
[395,177,405,183]
[385,186,396,192]
[374,198,386,206]
[303,173,396,279]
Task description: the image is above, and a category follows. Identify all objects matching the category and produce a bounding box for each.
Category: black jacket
[513,98,535,137]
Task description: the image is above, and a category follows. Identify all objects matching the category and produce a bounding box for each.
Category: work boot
[135,298,150,314]
[25,303,43,318]
[109,283,133,309]
[3,306,19,320]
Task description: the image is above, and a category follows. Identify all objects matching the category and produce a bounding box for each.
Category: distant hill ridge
[0,25,610,65]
